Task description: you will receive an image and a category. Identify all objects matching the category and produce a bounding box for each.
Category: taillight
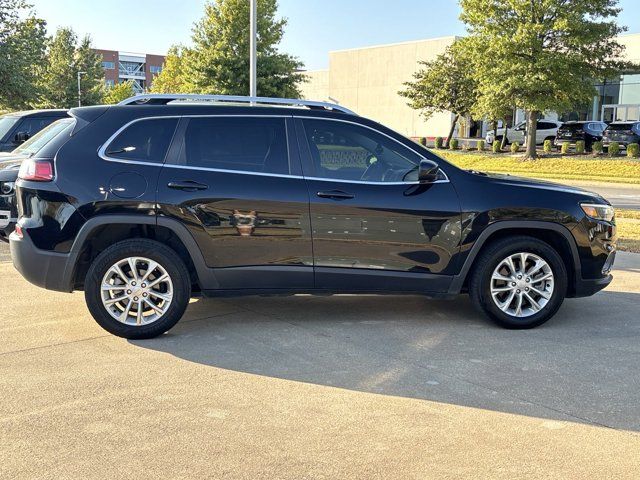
[14,225,23,238]
[18,159,54,182]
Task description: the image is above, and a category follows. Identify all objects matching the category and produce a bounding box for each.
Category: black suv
[10,95,617,339]
[0,109,69,152]
[602,121,640,148]
[555,121,607,151]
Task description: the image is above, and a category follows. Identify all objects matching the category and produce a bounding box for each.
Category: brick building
[94,49,166,93]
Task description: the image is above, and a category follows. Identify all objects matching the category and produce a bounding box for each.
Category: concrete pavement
[1,252,640,479]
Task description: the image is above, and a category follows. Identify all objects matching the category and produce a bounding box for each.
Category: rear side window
[105,118,178,163]
[177,117,289,175]
[538,122,558,130]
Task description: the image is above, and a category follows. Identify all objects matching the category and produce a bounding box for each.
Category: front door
[295,117,461,293]
[157,115,313,290]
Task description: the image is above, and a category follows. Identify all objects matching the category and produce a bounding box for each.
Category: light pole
[77,71,86,107]
[249,0,257,102]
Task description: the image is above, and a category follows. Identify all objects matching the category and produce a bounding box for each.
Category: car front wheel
[85,239,191,339]
[469,236,567,329]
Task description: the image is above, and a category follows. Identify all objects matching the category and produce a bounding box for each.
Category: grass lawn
[617,210,640,253]
[436,150,640,184]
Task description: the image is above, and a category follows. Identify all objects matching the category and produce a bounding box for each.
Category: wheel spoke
[524,292,541,311]
[136,300,143,325]
[514,293,523,316]
[102,284,127,291]
[141,260,158,282]
[128,257,139,281]
[149,290,172,302]
[506,256,517,276]
[492,272,513,282]
[147,274,169,289]
[519,253,528,274]
[104,296,125,306]
[144,298,164,315]
[526,259,545,276]
[533,272,553,283]
[499,290,516,312]
[109,264,129,284]
[119,298,133,322]
[530,286,551,299]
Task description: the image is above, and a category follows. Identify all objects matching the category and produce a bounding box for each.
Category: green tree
[38,27,104,108]
[171,0,305,97]
[400,43,477,148]
[103,80,136,104]
[460,0,633,159]
[150,46,192,93]
[0,0,47,109]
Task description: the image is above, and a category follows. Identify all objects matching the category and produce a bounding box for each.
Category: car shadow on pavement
[131,290,640,432]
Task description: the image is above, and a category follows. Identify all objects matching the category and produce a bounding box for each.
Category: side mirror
[418,159,439,183]
[14,132,29,144]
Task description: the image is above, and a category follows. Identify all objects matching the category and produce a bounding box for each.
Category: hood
[476,171,607,201]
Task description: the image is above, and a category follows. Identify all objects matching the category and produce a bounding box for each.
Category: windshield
[0,116,20,141]
[13,118,74,155]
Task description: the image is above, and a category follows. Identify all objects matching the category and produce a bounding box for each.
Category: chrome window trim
[97,114,449,185]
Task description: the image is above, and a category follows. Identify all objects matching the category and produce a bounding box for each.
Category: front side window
[301,119,422,183]
[104,118,178,162]
[177,117,289,175]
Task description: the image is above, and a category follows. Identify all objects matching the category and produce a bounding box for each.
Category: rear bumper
[9,230,73,292]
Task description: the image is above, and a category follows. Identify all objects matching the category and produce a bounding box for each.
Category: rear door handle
[316,190,355,200]
[167,181,209,192]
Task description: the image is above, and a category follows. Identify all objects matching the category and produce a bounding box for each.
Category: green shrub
[627,143,640,158]
[510,142,519,153]
[543,139,553,153]
[419,137,427,146]
[592,141,603,155]
[435,137,443,149]
[492,140,502,153]
[477,140,485,151]
[449,138,459,150]
[608,142,620,157]
[575,140,585,155]
[561,142,570,155]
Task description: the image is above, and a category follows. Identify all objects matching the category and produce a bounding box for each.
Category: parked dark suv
[10,95,617,339]
[602,121,640,148]
[0,109,68,152]
[555,121,607,151]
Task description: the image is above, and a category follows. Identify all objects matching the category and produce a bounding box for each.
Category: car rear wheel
[469,236,567,329]
[85,239,191,339]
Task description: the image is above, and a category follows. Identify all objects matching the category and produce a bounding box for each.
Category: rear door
[157,115,313,290]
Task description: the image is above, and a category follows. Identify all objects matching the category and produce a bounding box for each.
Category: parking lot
[1,241,640,479]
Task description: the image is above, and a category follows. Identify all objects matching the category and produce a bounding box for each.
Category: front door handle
[167,181,209,192]
[316,190,355,200]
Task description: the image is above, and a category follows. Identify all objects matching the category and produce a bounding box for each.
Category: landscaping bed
[436,150,640,184]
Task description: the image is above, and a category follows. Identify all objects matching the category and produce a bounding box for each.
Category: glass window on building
[105,79,115,87]
[150,65,162,74]
[102,61,115,70]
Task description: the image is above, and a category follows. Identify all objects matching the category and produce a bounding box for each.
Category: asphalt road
[1,250,639,479]
[562,180,640,209]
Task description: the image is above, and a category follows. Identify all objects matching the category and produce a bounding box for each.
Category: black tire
[85,239,191,339]
[469,236,567,329]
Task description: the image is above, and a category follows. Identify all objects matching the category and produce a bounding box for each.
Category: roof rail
[117,94,357,115]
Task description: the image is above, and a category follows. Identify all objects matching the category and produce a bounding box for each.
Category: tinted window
[302,119,422,182]
[14,118,74,155]
[105,118,178,162]
[607,123,635,131]
[0,116,20,141]
[16,117,54,136]
[538,122,558,130]
[179,117,289,175]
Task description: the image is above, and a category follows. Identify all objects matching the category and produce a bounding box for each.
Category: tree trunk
[524,110,538,160]
[501,124,509,150]
[445,114,459,148]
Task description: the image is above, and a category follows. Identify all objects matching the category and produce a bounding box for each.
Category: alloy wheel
[490,252,554,318]
[100,256,174,326]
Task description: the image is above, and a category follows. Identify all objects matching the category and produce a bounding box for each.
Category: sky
[28,0,640,71]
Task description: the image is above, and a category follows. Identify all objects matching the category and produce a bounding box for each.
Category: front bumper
[9,230,74,292]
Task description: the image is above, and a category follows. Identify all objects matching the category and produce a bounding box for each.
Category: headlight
[580,203,614,222]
